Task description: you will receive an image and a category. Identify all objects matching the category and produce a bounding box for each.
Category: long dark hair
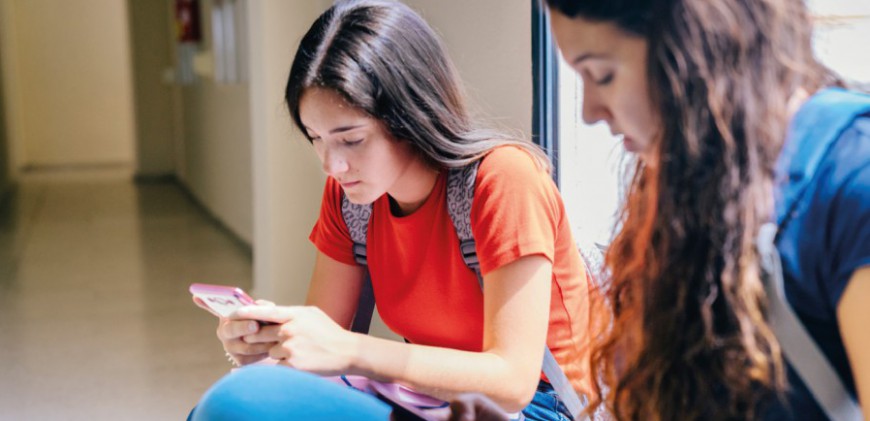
[285,0,549,170]
[546,0,836,419]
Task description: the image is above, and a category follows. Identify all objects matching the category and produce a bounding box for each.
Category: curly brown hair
[545,0,838,419]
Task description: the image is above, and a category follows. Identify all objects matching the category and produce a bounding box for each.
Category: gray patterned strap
[446,163,482,287]
[341,194,373,264]
[341,194,375,334]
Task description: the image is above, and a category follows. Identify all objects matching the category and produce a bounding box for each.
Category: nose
[581,85,610,126]
[320,147,349,176]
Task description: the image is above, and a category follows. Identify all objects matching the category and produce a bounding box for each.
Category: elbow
[493,378,539,413]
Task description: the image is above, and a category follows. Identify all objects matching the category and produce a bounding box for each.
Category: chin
[342,190,379,205]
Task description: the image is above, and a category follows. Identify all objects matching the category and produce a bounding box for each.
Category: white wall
[0,0,22,179]
[404,0,533,137]
[174,0,253,243]
[0,1,13,189]
[8,0,135,168]
[127,0,176,178]
[248,0,330,302]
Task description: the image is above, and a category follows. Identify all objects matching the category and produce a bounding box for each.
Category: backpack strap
[340,194,376,334]
[763,88,870,421]
[759,224,863,421]
[446,162,589,420]
[446,163,482,286]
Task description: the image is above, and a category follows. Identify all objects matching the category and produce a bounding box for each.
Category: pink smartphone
[189,283,256,318]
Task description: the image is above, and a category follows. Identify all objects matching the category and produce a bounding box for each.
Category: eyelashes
[595,73,614,86]
[307,137,363,146]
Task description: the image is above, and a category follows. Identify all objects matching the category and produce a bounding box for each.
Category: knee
[190,366,391,421]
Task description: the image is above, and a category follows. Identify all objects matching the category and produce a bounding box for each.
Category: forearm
[348,333,541,412]
[837,267,870,420]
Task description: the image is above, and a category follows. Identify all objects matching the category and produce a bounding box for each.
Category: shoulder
[843,114,870,146]
[821,115,870,188]
[470,145,561,214]
[477,145,548,181]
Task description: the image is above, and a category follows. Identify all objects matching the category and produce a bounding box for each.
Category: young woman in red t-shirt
[191,1,593,420]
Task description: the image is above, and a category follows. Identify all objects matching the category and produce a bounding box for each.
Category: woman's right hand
[217,299,279,366]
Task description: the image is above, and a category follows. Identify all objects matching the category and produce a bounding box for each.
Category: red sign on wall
[175,0,201,43]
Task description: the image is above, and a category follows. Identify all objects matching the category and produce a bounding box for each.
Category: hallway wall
[0,27,10,192]
[173,0,253,244]
[0,0,21,180]
[405,0,533,138]
[248,0,329,302]
[4,0,136,168]
[127,0,176,178]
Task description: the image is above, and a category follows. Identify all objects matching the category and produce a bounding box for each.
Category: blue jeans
[189,366,573,420]
[524,381,574,421]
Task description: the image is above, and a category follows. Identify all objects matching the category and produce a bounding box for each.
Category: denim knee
[190,366,391,421]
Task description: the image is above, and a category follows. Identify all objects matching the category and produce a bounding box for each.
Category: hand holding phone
[189,283,257,318]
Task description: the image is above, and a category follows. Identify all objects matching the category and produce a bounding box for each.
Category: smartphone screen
[190,283,256,318]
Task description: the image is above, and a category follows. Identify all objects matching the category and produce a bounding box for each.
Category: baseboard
[161,177,253,258]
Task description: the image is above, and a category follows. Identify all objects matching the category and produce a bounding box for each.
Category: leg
[190,365,392,421]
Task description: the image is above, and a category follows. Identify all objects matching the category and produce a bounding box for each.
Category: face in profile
[548,9,660,161]
[298,88,419,204]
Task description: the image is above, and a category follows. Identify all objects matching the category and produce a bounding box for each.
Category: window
[535,1,870,248]
[809,0,870,88]
[556,58,626,247]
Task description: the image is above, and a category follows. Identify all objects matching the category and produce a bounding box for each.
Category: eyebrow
[328,124,365,134]
[304,124,366,137]
[572,52,610,65]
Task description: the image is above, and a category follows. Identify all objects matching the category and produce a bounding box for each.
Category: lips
[340,181,361,188]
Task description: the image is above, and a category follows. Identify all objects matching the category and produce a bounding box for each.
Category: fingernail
[247,322,258,332]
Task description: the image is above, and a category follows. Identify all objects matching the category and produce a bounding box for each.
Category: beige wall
[0,0,23,176]
[9,0,135,168]
[248,0,329,301]
[127,0,175,177]
[404,0,533,137]
[0,22,9,191]
[174,0,253,243]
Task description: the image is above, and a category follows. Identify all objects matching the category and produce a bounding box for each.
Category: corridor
[0,168,253,420]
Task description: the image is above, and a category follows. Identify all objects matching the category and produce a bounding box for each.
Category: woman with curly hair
[456,0,869,419]
[548,0,869,419]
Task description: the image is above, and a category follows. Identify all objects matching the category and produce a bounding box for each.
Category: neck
[787,87,811,121]
[387,158,439,216]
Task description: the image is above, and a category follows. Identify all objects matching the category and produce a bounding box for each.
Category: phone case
[189,283,256,318]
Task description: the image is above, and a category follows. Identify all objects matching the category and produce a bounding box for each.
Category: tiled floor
[0,168,253,420]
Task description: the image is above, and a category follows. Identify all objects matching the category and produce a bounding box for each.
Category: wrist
[224,351,240,367]
[342,331,367,376]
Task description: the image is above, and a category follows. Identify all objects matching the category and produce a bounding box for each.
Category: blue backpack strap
[764,88,870,421]
[340,194,376,334]
[446,161,589,420]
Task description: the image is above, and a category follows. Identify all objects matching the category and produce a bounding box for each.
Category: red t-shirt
[310,146,590,392]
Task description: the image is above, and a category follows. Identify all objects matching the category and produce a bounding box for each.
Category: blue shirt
[766,98,870,420]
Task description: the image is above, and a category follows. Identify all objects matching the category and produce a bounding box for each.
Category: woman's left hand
[231,305,359,376]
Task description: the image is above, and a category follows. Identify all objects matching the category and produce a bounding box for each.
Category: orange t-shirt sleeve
[471,147,562,276]
[309,177,357,266]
